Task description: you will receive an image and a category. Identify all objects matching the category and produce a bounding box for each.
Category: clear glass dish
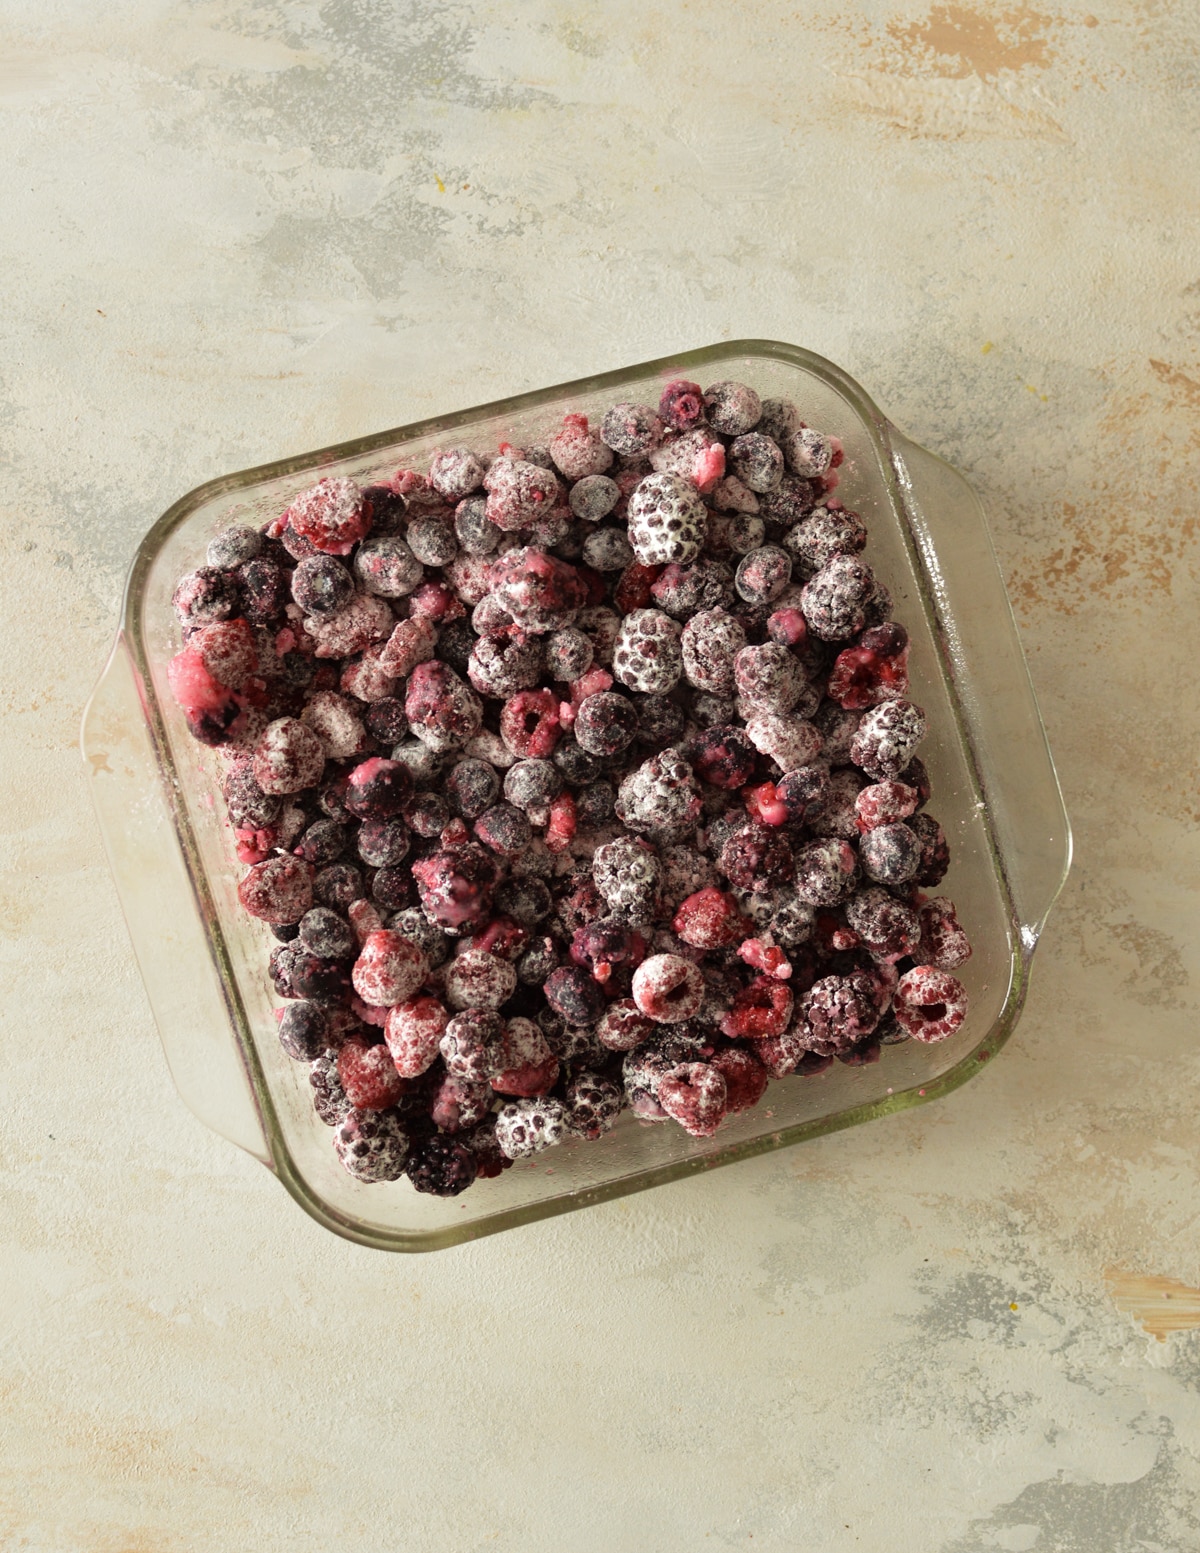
[81,340,1071,1252]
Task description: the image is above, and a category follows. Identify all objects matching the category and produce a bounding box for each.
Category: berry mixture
[168,381,971,1194]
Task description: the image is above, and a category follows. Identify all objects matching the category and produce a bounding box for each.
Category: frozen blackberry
[784,506,867,576]
[429,446,486,502]
[278,1001,329,1062]
[718,824,794,893]
[735,546,792,607]
[797,972,881,1056]
[775,765,829,824]
[353,535,424,598]
[783,426,835,479]
[909,812,951,886]
[405,661,483,753]
[440,1008,504,1081]
[310,1050,352,1125]
[291,555,354,618]
[494,1098,570,1159]
[576,605,621,667]
[333,1107,410,1182]
[918,898,972,970]
[849,700,927,781]
[355,817,411,868]
[844,886,922,962]
[814,701,861,765]
[734,643,809,717]
[691,725,757,790]
[313,863,363,910]
[729,432,784,494]
[650,558,735,619]
[444,947,517,1011]
[612,609,683,695]
[680,608,747,698]
[490,547,588,633]
[615,748,703,839]
[712,475,760,514]
[600,401,663,456]
[801,555,879,642]
[703,380,761,436]
[792,838,859,906]
[483,456,561,531]
[574,692,638,757]
[503,759,563,813]
[553,738,601,786]
[406,516,459,567]
[569,474,621,522]
[545,966,607,1026]
[298,907,355,960]
[405,1133,479,1196]
[758,474,819,531]
[467,632,543,698]
[593,835,662,923]
[743,712,823,772]
[626,473,708,567]
[860,821,921,885]
[807,765,867,833]
[564,1073,624,1139]
[581,527,634,572]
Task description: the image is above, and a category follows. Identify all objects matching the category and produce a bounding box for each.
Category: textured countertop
[4,3,1200,1548]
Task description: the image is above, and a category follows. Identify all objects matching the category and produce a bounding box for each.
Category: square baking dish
[82,339,1070,1251]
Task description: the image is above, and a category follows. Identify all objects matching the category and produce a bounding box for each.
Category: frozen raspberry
[483,456,560,531]
[792,838,859,906]
[918,898,972,970]
[298,906,355,959]
[411,844,497,932]
[784,506,867,577]
[657,1062,727,1137]
[489,1016,558,1096]
[429,446,486,502]
[251,717,325,795]
[612,609,683,695]
[440,1007,504,1081]
[570,916,645,985]
[894,966,968,1042]
[283,478,370,556]
[860,822,921,886]
[742,713,823,773]
[631,953,704,1023]
[849,700,927,781]
[709,1045,770,1113]
[855,781,919,831]
[190,618,259,692]
[376,619,435,683]
[728,432,784,494]
[734,644,810,718]
[351,931,428,1007]
[680,607,746,696]
[352,535,424,598]
[500,689,563,759]
[333,1107,409,1182]
[615,749,703,839]
[173,567,240,627]
[495,1097,569,1159]
[490,547,587,633]
[467,631,543,699]
[549,413,613,480]
[277,1001,329,1062]
[735,546,792,607]
[649,430,726,495]
[800,555,878,642]
[455,495,501,556]
[406,515,458,567]
[384,995,447,1077]
[596,999,655,1051]
[626,473,708,567]
[596,401,659,455]
[563,1073,623,1139]
[404,661,483,753]
[238,854,314,923]
[783,426,835,479]
[299,691,366,760]
[828,624,910,710]
[574,691,639,757]
[703,380,761,436]
[405,1133,479,1196]
[337,1036,407,1111]
[797,972,881,1056]
[444,758,501,820]
[305,593,395,659]
[719,824,793,893]
[691,725,757,790]
[444,948,517,1011]
[544,966,607,1027]
[343,757,412,821]
[544,790,577,852]
[844,887,921,963]
[909,812,951,886]
[719,975,793,1044]
[658,378,705,431]
[622,1029,712,1115]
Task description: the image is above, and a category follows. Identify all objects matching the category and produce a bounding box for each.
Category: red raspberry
[658,378,705,431]
[408,580,465,622]
[384,996,447,1077]
[828,625,910,710]
[283,477,371,556]
[709,1045,770,1113]
[337,1036,408,1111]
[614,561,663,614]
[351,931,429,1007]
[672,887,749,950]
[597,999,657,1051]
[461,916,530,962]
[657,1062,727,1137]
[918,898,972,970]
[631,954,705,1024]
[500,689,563,759]
[192,617,259,691]
[719,976,793,1039]
[855,781,919,831]
[893,966,968,1042]
[544,790,577,852]
[237,855,313,923]
[404,661,483,753]
[742,781,790,827]
[379,615,437,678]
[737,938,791,979]
[752,1028,810,1078]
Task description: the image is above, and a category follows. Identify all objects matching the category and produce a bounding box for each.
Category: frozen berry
[672,887,748,949]
[494,1097,569,1158]
[500,689,563,759]
[600,401,663,455]
[343,757,412,820]
[302,691,369,760]
[411,844,497,933]
[353,535,424,598]
[333,1107,409,1181]
[455,494,501,556]
[849,700,927,781]
[615,749,703,839]
[490,547,587,633]
[626,472,708,567]
[337,1036,407,1111]
[735,546,792,606]
[657,1062,727,1137]
[680,607,746,696]
[356,817,411,868]
[828,624,910,710]
[173,567,240,627]
[313,862,363,910]
[429,446,486,502]
[792,838,858,906]
[709,1045,770,1113]
[405,661,483,753]
[277,1001,329,1062]
[801,555,879,642]
[728,432,784,494]
[734,644,811,717]
[483,456,560,531]
[917,897,971,970]
[291,555,354,618]
[893,966,968,1042]
[691,725,757,789]
[238,855,314,923]
[569,474,621,523]
[860,822,921,886]
[406,515,459,567]
[405,1132,479,1195]
[543,627,594,682]
[843,887,921,962]
[564,1073,624,1139]
[238,558,288,622]
[384,995,447,1077]
[283,478,370,556]
[703,380,761,436]
[517,933,559,985]
[545,966,607,1027]
[298,906,355,959]
[784,507,867,576]
[351,930,428,1007]
[252,717,326,795]
[783,426,835,479]
[310,1051,352,1124]
[595,999,653,1052]
[574,691,639,757]
[909,812,951,886]
[593,835,662,924]
[489,1017,559,1096]
[658,378,705,431]
[631,953,704,1023]
[207,525,262,569]
[855,781,919,831]
[796,972,881,1056]
[719,824,793,893]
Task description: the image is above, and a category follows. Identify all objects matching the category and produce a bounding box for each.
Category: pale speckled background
[3,1,1200,1548]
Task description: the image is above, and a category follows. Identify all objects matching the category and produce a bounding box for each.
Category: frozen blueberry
[446,758,501,820]
[735,546,792,607]
[429,446,486,502]
[295,819,348,867]
[574,692,638,757]
[356,817,411,868]
[729,433,784,494]
[553,738,602,786]
[298,907,356,960]
[569,474,622,522]
[313,863,364,910]
[503,759,563,813]
[581,527,635,572]
[406,516,459,567]
[292,555,355,618]
[455,495,501,556]
[277,1000,329,1062]
[703,380,761,436]
[363,697,408,744]
[207,525,263,569]
[545,966,607,1026]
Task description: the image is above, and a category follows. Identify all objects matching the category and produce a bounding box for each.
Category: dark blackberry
[295,819,347,867]
[849,701,927,781]
[310,1050,352,1125]
[298,907,355,960]
[801,555,879,642]
[909,812,950,886]
[718,824,793,892]
[364,697,409,744]
[797,972,881,1056]
[313,863,364,909]
[757,475,819,531]
[468,633,544,698]
[545,966,607,1026]
[405,1133,479,1196]
[844,886,921,961]
[356,817,411,868]
[446,758,501,820]
[592,835,662,923]
[574,692,638,757]
[553,738,601,785]
[632,693,685,749]
[650,558,735,619]
[503,760,563,813]
[291,555,355,617]
[333,1107,410,1182]
[277,1000,329,1061]
[783,507,867,576]
[372,865,415,912]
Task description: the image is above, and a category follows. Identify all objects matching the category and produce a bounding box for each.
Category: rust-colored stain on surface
[1105,1265,1200,1340]
[887,4,1057,79]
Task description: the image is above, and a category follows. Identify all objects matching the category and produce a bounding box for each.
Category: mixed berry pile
[167,377,971,1198]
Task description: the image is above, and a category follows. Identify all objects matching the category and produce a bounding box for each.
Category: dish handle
[81,639,271,1163]
[887,431,1072,956]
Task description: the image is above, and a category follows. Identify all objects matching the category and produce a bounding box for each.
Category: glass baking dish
[81,339,1070,1252]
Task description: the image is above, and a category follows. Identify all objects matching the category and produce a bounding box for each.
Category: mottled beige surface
[3,2,1200,1548]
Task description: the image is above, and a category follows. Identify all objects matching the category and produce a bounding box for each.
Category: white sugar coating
[428,446,486,502]
[305,593,395,658]
[351,931,429,1007]
[612,608,683,694]
[300,691,369,759]
[494,1098,570,1159]
[252,717,326,794]
[626,472,708,566]
[744,712,824,771]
